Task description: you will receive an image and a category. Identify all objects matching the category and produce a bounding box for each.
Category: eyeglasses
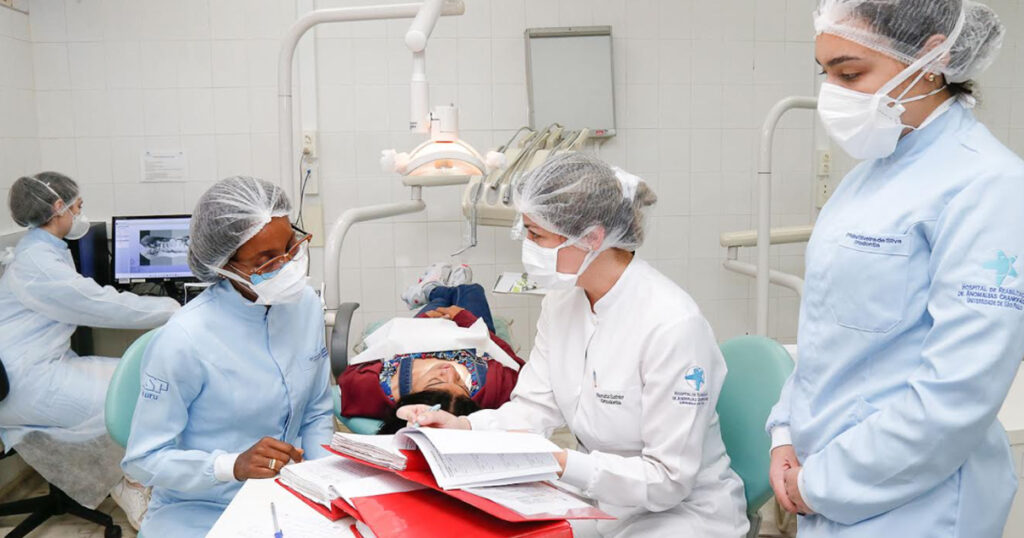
[234,226,312,282]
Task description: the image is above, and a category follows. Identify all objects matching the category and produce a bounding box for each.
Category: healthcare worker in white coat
[403,153,749,537]
[122,176,335,536]
[0,172,179,524]
[766,1,1024,536]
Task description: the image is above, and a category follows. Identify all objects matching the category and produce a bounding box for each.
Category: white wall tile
[33,43,70,90]
[491,0,525,39]
[143,88,181,136]
[352,38,388,85]
[38,137,78,176]
[35,90,75,137]
[64,0,103,42]
[67,42,106,90]
[74,137,113,183]
[215,134,252,178]
[352,85,389,132]
[209,0,247,40]
[211,40,249,88]
[179,88,215,135]
[491,84,527,130]
[656,0,689,40]
[106,89,145,137]
[246,39,278,87]
[104,41,142,89]
[213,87,251,134]
[28,0,67,43]
[178,41,213,88]
[182,134,218,182]
[139,41,179,89]
[625,0,659,39]
[625,84,659,128]
[491,38,526,85]
[109,136,145,183]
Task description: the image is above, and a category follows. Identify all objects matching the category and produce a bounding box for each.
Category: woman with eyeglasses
[122,176,334,537]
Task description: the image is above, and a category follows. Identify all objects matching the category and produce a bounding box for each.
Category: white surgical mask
[521,238,596,291]
[216,257,309,305]
[817,13,965,160]
[65,212,90,240]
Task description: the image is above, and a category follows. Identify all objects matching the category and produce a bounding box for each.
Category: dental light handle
[410,52,429,133]
[406,0,444,134]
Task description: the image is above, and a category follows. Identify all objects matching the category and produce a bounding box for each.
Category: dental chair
[0,358,122,538]
[717,335,795,538]
[329,302,386,434]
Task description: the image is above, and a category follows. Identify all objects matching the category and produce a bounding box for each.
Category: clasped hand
[769,445,814,515]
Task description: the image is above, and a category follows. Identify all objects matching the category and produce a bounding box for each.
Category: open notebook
[278,454,422,508]
[330,427,561,490]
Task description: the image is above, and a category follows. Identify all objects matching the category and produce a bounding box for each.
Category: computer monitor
[112,215,194,283]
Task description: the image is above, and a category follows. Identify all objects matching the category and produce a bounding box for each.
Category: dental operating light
[381,0,502,180]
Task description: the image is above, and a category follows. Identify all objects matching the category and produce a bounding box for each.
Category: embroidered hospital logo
[674,366,710,407]
[983,251,1018,287]
[684,367,706,392]
[142,374,169,401]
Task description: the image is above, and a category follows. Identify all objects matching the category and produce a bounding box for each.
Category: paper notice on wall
[141,151,187,182]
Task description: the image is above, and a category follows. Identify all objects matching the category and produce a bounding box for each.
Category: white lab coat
[0,228,179,506]
[469,258,748,537]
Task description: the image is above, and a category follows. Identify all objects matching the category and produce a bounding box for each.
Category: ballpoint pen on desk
[414,403,442,427]
[271,501,283,538]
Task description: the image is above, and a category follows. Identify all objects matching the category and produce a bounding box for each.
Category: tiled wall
[7,0,1024,352]
[0,0,39,232]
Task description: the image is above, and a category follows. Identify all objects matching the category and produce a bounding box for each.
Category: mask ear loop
[876,9,966,107]
[213,265,257,290]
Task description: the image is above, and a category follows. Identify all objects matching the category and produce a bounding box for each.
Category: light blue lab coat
[767,102,1024,537]
[122,279,334,536]
[0,227,178,448]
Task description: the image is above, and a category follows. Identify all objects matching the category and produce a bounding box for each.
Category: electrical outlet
[816,149,832,176]
[302,131,318,160]
[815,178,832,209]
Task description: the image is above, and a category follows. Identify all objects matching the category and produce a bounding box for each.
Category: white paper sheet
[404,427,561,455]
[465,482,595,516]
[402,430,560,490]
[279,454,422,507]
[207,479,355,538]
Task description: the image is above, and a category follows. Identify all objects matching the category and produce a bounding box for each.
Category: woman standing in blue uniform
[122,176,334,536]
[767,1,1024,536]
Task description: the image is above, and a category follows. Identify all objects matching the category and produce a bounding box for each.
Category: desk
[208,478,358,537]
[210,477,602,538]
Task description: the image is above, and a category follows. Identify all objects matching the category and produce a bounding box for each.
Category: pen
[271,501,282,538]
[415,403,442,427]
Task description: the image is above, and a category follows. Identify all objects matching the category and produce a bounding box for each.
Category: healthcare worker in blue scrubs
[767,1,1024,536]
[122,176,334,536]
[0,172,179,526]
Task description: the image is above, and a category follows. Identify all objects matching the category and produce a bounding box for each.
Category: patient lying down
[338,284,523,431]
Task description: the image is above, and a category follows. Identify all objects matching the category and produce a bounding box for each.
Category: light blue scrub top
[0,227,178,447]
[122,279,334,536]
[767,102,1024,537]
